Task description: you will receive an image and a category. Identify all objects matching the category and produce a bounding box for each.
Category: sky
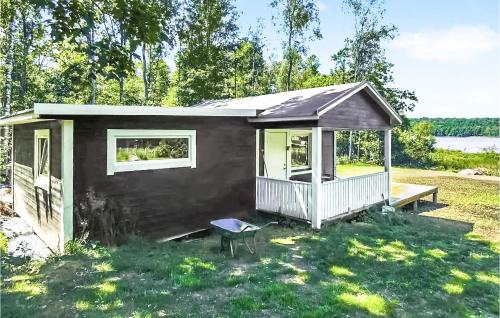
[233,0,500,118]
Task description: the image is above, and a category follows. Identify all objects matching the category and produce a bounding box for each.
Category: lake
[435,136,500,153]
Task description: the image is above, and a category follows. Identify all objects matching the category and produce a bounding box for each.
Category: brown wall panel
[13,121,63,251]
[319,90,391,129]
[73,116,256,240]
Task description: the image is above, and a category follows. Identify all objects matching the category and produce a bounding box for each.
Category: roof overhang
[0,103,258,125]
[0,109,45,126]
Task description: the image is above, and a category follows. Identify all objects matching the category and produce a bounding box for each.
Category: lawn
[1,168,499,317]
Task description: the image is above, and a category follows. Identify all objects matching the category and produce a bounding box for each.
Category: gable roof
[196,81,403,125]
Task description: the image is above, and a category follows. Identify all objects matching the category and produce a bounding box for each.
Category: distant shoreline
[410,118,498,137]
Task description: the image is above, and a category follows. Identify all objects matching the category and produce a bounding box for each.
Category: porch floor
[390,182,438,209]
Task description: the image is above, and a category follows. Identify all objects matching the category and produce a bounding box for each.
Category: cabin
[0,82,402,252]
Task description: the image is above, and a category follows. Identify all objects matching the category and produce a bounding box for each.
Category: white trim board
[106,129,197,175]
[34,103,257,117]
[60,120,74,253]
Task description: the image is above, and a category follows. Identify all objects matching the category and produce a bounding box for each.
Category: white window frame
[107,129,196,175]
[34,129,50,190]
[290,132,312,173]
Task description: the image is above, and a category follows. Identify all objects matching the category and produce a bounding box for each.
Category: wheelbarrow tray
[210,218,260,240]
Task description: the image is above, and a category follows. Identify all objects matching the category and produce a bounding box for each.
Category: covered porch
[250,82,401,229]
[255,127,392,228]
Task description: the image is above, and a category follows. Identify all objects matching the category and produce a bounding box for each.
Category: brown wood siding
[319,90,391,129]
[322,131,334,178]
[73,116,256,240]
[13,121,63,251]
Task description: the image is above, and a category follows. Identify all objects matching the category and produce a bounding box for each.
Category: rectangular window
[34,129,50,189]
[291,134,310,170]
[107,130,196,175]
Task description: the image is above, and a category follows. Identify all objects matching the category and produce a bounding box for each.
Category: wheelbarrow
[210,218,277,257]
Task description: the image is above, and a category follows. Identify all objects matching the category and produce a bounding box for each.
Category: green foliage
[431,149,499,175]
[0,231,7,255]
[393,121,435,167]
[174,0,239,105]
[411,117,500,137]
[271,0,322,91]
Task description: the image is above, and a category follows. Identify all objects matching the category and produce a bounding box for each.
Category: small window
[291,134,310,170]
[107,130,196,175]
[34,129,50,189]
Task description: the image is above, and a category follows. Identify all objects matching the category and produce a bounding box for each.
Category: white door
[264,132,288,179]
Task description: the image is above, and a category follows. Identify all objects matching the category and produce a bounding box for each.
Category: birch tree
[271,0,321,91]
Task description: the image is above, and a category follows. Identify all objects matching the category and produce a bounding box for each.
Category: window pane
[38,138,49,176]
[116,138,189,162]
[291,135,309,168]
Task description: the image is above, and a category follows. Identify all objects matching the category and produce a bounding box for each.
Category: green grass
[431,149,499,176]
[1,169,499,317]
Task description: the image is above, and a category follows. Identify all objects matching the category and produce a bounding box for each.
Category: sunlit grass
[476,272,500,285]
[425,248,448,259]
[93,262,114,273]
[338,292,393,316]
[330,265,355,277]
[1,167,498,317]
[443,282,464,295]
[7,280,47,297]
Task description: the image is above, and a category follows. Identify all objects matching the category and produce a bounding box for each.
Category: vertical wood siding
[319,90,391,129]
[256,176,312,221]
[321,172,388,220]
[72,116,256,240]
[13,121,63,251]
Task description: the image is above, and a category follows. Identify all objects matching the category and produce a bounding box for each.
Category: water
[434,136,500,153]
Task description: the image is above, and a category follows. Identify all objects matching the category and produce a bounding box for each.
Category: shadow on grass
[1,211,499,317]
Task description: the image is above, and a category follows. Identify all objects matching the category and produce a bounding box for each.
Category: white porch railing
[256,176,312,221]
[321,172,388,220]
[256,172,388,224]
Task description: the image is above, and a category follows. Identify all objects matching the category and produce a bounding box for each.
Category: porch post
[332,131,337,178]
[384,129,392,205]
[311,127,322,229]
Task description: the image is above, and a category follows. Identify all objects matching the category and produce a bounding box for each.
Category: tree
[174,0,239,106]
[393,121,435,167]
[229,24,271,97]
[271,0,322,91]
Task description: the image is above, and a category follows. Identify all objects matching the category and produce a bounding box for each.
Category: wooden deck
[390,182,438,209]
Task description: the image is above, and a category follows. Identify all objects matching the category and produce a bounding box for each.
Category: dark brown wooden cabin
[0,81,402,252]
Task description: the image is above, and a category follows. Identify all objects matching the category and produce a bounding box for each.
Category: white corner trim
[311,127,322,230]
[106,129,197,175]
[61,120,74,253]
[34,103,257,117]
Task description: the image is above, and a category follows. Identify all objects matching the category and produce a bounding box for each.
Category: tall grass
[431,149,499,175]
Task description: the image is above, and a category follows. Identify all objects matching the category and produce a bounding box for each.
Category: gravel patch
[0,216,53,260]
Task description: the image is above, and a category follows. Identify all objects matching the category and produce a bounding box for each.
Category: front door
[264,132,288,179]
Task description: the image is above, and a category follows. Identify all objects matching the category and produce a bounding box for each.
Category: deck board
[390,182,438,208]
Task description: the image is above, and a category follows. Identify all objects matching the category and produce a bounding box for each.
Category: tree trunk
[3,19,15,116]
[118,22,125,104]
[86,12,96,104]
[348,131,353,160]
[142,44,149,102]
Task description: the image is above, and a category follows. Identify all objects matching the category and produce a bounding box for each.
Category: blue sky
[234,0,499,118]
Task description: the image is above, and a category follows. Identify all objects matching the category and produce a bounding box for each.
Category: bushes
[431,149,499,175]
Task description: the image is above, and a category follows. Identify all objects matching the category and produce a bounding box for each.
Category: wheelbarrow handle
[260,221,279,229]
